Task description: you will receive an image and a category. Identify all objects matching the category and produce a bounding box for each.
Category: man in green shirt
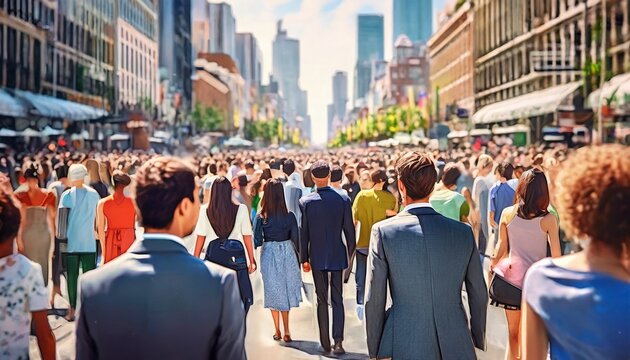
[430,163,470,222]
[352,169,397,319]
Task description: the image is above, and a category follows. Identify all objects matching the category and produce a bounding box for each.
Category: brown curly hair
[554,145,630,252]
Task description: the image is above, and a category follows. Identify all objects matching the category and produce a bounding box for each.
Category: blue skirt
[260,241,303,311]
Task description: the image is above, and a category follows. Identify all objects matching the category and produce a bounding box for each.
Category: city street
[31,257,507,360]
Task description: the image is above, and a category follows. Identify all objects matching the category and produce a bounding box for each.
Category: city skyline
[219,0,447,145]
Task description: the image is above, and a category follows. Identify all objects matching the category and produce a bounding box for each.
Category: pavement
[30,255,507,360]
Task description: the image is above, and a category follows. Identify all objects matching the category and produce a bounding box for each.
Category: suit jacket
[299,186,356,271]
[365,207,487,360]
[76,234,246,360]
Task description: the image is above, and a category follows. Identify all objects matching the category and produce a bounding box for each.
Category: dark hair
[207,176,239,239]
[269,159,281,170]
[260,179,288,219]
[303,168,315,188]
[283,159,296,176]
[54,163,69,179]
[345,168,356,184]
[441,163,461,187]
[496,161,514,179]
[207,162,217,175]
[134,157,196,229]
[331,165,343,182]
[311,161,330,179]
[245,161,255,170]
[515,169,550,219]
[370,169,388,184]
[24,164,39,179]
[0,193,21,244]
[395,152,437,200]
[261,168,272,180]
[111,170,131,188]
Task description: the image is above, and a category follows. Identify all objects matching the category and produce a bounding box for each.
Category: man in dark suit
[76,157,246,360]
[299,160,356,355]
[365,152,487,360]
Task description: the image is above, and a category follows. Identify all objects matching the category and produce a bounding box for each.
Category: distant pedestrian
[342,167,361,204]
[430,163,470,222]
[330,165,348,197]
[299,161,356,355]
[472,155,495,257]
[522,145,630,360]
[76,157,246,360]
[254,179,302,343]
[489,162,516,246]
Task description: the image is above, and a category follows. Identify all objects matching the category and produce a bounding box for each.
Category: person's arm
[364,225,388,358]
[490,208,511,271]
[299,201,310,271]
[342,197,356,263]
[489,188,497,228]
[47,193,57,240]
[240,206,256,272]
[542,214,562,258]
[253,215,263,249]
[32,310,56,360]
[202,188,211,205]
[214,270,247,360]
[464,226,488,351]
[460,200,470,223]
[288,212,300,253]
[194,235,206,258]
[521,298,549,360]
[96,199,106,256]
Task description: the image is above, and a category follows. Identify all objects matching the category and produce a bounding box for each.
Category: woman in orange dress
[97,170,136,264]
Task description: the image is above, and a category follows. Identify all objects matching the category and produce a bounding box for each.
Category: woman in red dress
[97,170,136,264]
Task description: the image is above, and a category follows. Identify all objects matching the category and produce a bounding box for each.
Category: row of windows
[0,25,42,92]
[0,0,55,28]
[57,15,115,65]
[120,0,157,39]
[121,44,157,85]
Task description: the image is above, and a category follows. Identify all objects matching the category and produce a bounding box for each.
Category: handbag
[205,238,254,312]
[489,223,522,310]
[253,216,264,249]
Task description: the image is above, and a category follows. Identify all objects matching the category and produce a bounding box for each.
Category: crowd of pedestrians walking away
[0,141,628,359]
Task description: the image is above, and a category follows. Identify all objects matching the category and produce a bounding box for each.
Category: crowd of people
[0,141,628,360]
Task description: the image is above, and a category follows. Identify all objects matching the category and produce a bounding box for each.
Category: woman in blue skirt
[254,179,303,343]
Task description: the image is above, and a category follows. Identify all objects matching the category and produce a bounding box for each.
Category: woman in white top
[194,176,256,273]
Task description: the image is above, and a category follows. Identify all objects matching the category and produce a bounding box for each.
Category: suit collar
[316,186,333,192]
[128,234,189,254]
[404,206,440,217]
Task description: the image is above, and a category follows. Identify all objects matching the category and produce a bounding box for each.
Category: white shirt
[194,203,253,262]
[143,233,187,248]
[0,254,49,359]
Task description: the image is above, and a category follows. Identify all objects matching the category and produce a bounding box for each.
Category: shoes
[333,341,346,355]
[356,305,364,320]
[320,344,332,353]
[283,335,293,343]
[273,331,282,341]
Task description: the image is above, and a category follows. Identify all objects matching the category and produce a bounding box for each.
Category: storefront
[587,73,630,144]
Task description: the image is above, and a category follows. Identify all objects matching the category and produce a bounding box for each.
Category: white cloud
[221,0,393,145]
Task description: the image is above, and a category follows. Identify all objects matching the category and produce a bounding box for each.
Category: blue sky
[222,0,449,144]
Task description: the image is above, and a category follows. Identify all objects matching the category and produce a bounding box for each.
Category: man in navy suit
[76,157,246,360]
[299,161,356,355]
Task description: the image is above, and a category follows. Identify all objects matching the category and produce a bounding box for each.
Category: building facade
[328,70,347,139]
[117,0,158,108]
[159,0,192,119]
[393,0,433,44]
[355,14,384,105]
[474,0,629,112]
[384,36,430,107]
[428,1,474,122]
[192,1,236,59]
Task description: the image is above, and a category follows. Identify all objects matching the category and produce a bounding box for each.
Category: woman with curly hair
[521,145,630,360]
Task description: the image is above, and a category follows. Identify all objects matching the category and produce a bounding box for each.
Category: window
[34,39,40,90]
[0,25,4,85]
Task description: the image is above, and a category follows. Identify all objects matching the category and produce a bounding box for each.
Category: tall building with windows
[117,0,159,109]
[159,0,192,116]
[393,0,432,44]
[272,20,306,125]
[192,1,236,59]
[355,14,384,105]
[235,33,262,92]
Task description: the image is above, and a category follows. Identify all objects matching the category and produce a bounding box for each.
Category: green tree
[192,103,224,132]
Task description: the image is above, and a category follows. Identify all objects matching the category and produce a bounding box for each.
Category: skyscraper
[235,33,262,91]
[332,71,348,121]
[393,0,432,44]
[272,20,306,124]
[159,0,192,113]
[355,14,384,105]
[192,1,236,59]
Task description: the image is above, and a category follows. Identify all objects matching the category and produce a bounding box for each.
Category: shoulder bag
[489,223,522,310]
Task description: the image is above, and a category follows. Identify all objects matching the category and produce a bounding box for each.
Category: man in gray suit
[76,157,246,360]
[365,152,487,360]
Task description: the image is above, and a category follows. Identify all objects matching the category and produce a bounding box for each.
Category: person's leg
[51,238,62,304]
[355,252,367,305]
[270,310,281,339]
[65,254,80,319]
[505,309,522,360]
[312,269,331,350]
[281,311,291,341]
[330,271,345,343]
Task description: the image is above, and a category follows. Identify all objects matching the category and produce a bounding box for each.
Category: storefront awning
[0,89,27,117]
[586,73,630,110]
[473,82,581,125]
[14,90,108,120]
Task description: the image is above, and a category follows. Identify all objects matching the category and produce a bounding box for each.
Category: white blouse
[194,203,253,261]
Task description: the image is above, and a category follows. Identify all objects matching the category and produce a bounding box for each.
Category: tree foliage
[192,103,224,132]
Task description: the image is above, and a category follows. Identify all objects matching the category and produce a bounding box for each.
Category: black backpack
[205,239,253,313]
